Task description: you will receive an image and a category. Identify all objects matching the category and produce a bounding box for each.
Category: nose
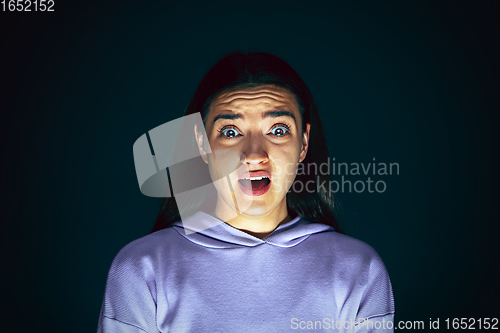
[240,136,269,165]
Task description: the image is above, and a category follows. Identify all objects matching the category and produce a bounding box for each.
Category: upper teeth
[244,176,269,180]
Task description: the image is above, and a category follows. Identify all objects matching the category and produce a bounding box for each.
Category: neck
[210,199,291,239]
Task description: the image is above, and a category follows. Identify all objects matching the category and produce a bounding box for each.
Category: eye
[218,125,242,139]
[269,123,291,137]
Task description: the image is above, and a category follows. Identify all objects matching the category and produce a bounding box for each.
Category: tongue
[239,179,270,190]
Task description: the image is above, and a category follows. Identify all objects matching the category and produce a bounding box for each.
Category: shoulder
[310,229,395,314]
[311,229,382,260]
[100,230,178,330]
[306,228,389,276]
[108,227,182,272]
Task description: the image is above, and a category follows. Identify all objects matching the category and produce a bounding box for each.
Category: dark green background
[1,1,498,332]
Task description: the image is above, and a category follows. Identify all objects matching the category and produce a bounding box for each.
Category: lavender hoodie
[97,211,395,332]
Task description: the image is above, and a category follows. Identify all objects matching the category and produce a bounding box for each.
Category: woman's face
[195,84,310,219]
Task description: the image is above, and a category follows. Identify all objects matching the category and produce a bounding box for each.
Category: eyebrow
[213,110,296,124]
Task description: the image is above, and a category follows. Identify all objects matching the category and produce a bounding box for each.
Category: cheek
[206,157,233,201]
[272,148,301,183]
[206,155,218,180]
[276,143,301,163]
[206,150,245,180]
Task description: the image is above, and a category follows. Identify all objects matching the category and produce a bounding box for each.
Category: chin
[238,204,274,217]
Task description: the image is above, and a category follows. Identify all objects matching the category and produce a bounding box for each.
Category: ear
[299,123,310,163]
[194,123,209,164]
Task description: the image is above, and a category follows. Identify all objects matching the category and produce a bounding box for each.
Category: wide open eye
[218,126,242,139]
[269,123,291,137]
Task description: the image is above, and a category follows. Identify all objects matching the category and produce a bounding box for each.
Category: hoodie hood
[171,211,334,249]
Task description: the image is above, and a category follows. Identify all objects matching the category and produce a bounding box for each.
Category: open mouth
[237,176,271,190]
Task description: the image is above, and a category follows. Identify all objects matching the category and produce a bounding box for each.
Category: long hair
[150,51,344,234]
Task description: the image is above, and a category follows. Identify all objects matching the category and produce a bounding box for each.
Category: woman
[98,52,395,332]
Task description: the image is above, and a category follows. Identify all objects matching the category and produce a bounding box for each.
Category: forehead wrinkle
[214,93,298,111]
[215,101,293,113]
[209,86,301,128]
[222,90,285,99]
[215,94,291,107]
[216,86,296,104]
[221,84,290,96]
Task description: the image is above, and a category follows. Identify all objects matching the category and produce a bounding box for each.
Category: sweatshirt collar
[171,211,334,249]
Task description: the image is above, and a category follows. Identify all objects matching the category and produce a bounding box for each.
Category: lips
[237,170,272,196]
